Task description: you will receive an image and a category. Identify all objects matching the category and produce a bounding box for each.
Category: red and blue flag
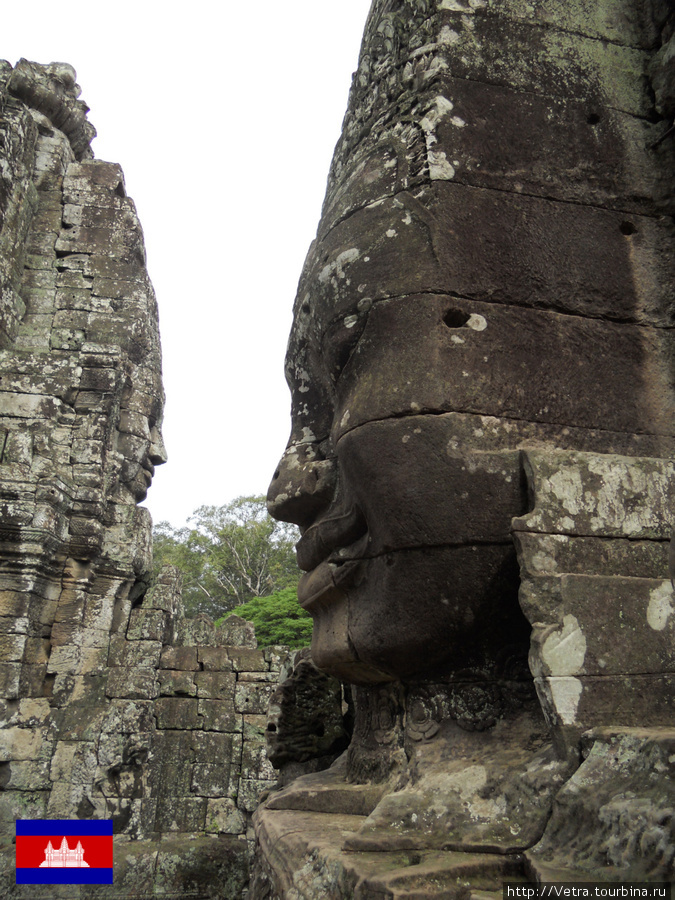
[15,819,113,885]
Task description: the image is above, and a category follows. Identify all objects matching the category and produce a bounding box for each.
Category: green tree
[216,588,313,648]
[153,496,300,619]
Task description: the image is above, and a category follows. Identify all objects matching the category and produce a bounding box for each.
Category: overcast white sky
[2,1,372,527]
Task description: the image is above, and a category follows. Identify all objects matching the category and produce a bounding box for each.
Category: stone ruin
[0,1,675,898]
[0,59,300,899]
[258,0,675,895]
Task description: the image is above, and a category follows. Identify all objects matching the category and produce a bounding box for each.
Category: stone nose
[267,442,337,529]
[148,426,168,466]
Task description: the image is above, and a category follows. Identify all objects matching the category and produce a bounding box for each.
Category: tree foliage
[216,588,313,648]
[153,496,300,619]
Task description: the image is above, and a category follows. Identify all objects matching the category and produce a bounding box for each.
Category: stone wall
[1,565,288,839]
[1,565,292,897]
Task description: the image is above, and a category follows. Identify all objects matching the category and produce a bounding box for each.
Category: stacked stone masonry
[2,570,289,839]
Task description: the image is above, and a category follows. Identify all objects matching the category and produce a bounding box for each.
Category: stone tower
[0,61,285,899]
[0,59,166,826]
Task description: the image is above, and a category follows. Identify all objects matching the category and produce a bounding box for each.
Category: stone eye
[322,312,369,384]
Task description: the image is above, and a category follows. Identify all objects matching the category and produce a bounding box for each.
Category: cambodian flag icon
[15,819,113,885]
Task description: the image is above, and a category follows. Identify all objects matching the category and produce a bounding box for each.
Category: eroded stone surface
[252,805,526,900]
[513,450,675,747]
[527,729,675,882]
[266,649,350,785]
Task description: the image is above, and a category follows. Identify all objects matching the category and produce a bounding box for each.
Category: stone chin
[303,543,523,684]
[306,588,393,685]
[122,462,155,504]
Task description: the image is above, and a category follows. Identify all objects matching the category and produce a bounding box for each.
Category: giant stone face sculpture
[268,203,536,684]
[267,17,675,687]
[259,0,675,892]
[0,66,293,891]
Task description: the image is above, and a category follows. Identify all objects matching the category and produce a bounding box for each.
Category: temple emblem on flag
[16,818,112,884]
[39,837,90,868]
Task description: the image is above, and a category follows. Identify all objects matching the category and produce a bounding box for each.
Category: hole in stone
[115,181,126,198]
[129,580,147,609]
[443,308,471,328]
[43,674,55,698]
[620,221,637,235]
[587,113,601,125]
[267,723,277,733]
[112,805,133,834]
[77,796,96,819]
[313,722,325,737]
[273,469,280,480]
[334,343,354,377]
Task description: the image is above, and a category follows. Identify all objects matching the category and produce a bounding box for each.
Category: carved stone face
[268,184,531,683]
[116,362,167,504]
[268,145,668,684]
